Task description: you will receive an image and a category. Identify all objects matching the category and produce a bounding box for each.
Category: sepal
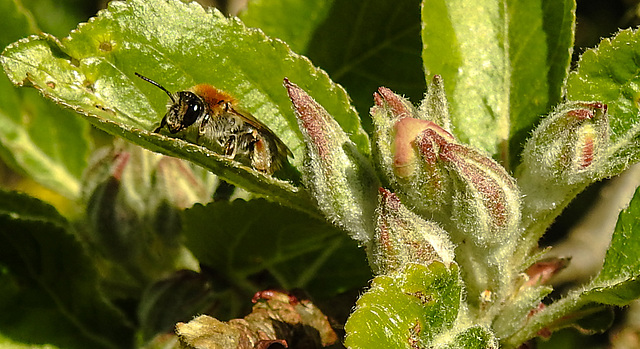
[419,75,452,132]
[371,188,455,275]
[285,79,379,244]
[520,101,609,185]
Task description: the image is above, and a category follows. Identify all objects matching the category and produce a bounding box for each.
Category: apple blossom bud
[371,85,523,302]
[371,188,455,274]
[517,101,610,235]
[520,102,609,185]
[82,142,213,288]
[435,141,522,304]
[439,142,522,246]
[284,79,379,244]
[371,87,455,216]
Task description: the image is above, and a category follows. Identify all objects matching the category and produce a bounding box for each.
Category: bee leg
[196,114,211,143]
[223,135,237,159]
[250,136,272,174]
[153,116,168,133]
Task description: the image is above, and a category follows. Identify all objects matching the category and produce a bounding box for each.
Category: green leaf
[0,190,133,349]
[583,185,640,303]
[566,28,640,174]
[506,0,575,167]
[345,262,497,348]
[240,0,334,54]
[182,199,371,300]
[0,188,66,224]
[542,0,575,108]
[503,186,640,346]
[1,0,369,212]
[422,0,572,168]
[304,0,426,131]
[0,0,91,199]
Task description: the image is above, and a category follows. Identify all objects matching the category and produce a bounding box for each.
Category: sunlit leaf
[345,262,497,348]
[1,0,370,212]
[422,0,574,168]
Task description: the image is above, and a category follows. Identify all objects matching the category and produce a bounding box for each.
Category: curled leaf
[176,290,337,349]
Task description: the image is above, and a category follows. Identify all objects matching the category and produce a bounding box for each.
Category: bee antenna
[135,72,176,103]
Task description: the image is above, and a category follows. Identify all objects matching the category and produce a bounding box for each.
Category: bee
[136,73,292,174]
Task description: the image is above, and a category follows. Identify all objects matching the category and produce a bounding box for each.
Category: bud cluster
[284,73,616,345]
[372,80,521,249]
[82,141,214,290]
[286,76,524,304]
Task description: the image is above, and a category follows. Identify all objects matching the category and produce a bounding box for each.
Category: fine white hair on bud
[520,101,609,185]
[372,188,455,275]
[370,83,523,301]
[439,142,522,246]
[284,78,379,245]
[517,101,610,241]
[371,87,456,219]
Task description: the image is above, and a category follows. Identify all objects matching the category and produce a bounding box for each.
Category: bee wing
[228,107,294,158]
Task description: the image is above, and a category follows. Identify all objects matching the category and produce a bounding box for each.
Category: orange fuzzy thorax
[190,84,237,113]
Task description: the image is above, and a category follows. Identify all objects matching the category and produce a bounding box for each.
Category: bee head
[136,72,206,133]
[165,91,205,133]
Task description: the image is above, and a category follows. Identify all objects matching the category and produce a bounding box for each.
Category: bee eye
[183,101,201,125]
[179,92,205,128]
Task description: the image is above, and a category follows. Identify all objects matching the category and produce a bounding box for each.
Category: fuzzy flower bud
[517,101,610,234]
[284,79,379,244]
[372,84,521,244]
[82,142,214,290]
[520,101,609,185]
[372,86,455,216]
[434,141,523,302]
[439,142,522,246]
[371,188,455,275]
[371,84,522,302]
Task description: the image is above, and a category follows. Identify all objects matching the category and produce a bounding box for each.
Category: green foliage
[0,0,639,348]
[304,0,426,130]
[0,190,132,348]
[345,262,497,348]
[1,0,372,212]
[182,199,371,298]
[0,0,91,199]
[422,0,575,168]
[239,0,334,54]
